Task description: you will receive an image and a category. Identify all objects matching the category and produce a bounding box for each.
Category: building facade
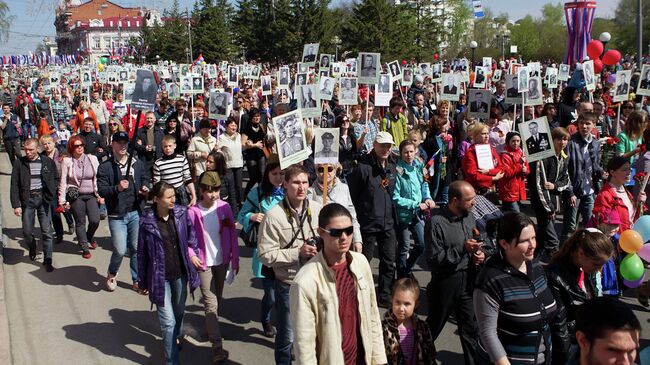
[54,0,161,63]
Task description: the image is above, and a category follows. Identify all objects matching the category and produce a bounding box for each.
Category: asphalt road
[0,152,648,365]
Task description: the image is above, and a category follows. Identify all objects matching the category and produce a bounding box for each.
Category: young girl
[55,121,70,152]
[498,132,529,212]
[187,171,239,362]
[137,182,200,365]
[382,277,436,365]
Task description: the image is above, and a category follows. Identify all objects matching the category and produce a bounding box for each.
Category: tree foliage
[192,0,238,62]
[613,0,648,54]
[0,1,14,44]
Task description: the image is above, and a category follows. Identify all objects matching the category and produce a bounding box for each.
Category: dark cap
[112,131,129,143]
[322,132,334,140]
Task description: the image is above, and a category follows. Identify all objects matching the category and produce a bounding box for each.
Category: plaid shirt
[50,99,69,124]
[353,118,380,154]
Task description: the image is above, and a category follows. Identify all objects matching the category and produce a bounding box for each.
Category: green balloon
[100,57,108,64]
[620,254,644,281]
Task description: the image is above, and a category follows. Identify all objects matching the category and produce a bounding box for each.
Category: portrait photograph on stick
[209,91,230,120]
[314,128,340,165]
[131,69,157,112]
[273,109,310,168]
[517,116,556,162]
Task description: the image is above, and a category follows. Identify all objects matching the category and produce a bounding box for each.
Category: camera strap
[282,199,315,249]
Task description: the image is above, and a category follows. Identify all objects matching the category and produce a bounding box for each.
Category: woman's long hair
[260,161,282,199]
[551,228,613,264]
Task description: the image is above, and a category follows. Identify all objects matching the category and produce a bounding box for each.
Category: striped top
[153,154,191,189]
[398,326,416,365]
[29,157,42,191]
[474,253,561,365]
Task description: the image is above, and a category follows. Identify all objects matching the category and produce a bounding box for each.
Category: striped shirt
[153,153,191,189]
[29,156,42,191]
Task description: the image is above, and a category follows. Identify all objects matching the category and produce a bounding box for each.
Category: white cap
[374,131,395,145]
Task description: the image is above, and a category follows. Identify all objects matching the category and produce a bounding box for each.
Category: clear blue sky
[5,0,620,55]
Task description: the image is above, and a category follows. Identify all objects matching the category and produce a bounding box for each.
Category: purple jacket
[187,200,240,271]
[137,205,200,306]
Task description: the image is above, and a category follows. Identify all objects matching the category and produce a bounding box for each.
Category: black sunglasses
[317,166,334,173]
[321,226,354,237]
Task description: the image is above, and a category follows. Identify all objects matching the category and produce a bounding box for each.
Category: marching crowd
[0,54,647,365]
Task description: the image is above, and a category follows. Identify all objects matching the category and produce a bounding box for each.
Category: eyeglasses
[73,144,84,148]
[317,166,334,173]
[109,123,118,126]
[321,226,354,237]
[623,105,634,109]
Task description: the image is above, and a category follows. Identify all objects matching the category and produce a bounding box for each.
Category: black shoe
[55,235,63,244]
[262,322,276,338]
[43,258,54,272]
[28,248,36,261]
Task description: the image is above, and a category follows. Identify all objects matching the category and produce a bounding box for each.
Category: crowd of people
[0,53,648,365]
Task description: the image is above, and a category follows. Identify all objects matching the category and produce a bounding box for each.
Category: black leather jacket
[545,257,596,364]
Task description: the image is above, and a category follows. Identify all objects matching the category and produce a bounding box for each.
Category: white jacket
[290,251,387,365]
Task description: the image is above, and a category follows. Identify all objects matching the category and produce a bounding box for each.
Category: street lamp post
[599,32,611,76]
[469,41,478,68]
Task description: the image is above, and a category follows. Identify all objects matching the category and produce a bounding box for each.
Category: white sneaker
[106,273,117,291]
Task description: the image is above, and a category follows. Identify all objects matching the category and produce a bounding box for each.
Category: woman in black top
[241,108,267,200]
[335,114,358,176]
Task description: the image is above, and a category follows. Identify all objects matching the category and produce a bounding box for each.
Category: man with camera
[258,164,322,365]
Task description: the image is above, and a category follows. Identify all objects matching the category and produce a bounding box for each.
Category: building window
[93,36,100,50]
[104,36,111,49]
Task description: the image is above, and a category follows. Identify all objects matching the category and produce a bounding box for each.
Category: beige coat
[289,251,387,365]
[257,199,322,284]
[186,135,217,176]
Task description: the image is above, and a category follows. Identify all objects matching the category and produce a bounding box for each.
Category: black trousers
[426,269,478,365]
[361,229,397,304]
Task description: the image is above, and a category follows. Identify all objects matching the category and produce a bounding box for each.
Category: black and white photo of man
[209,92,228,118]
[517,68,529,92]
[640,66,650,90]
[314,131,337,160]
[525,121,551,154]
[507,74,519,97]
[617,72,630,95]
[82,71,91,84]
[360,53,377,77]
[420,63,431,77]
[474,66,486,87]
[131,69,157,111]
[228,66,238,84]
[320,54,331,69]
[442,74,458,95]
[378,74,390,93]
[346,58,357,74]
[302,43,319,64]
[402,68,413,85]
[583,60,595,90]
[301,85,317,108]
[192,76,203,92]
[319,77,334,100]
[527,77,541,100]
[251,65,260,78]
[181,76,192,93]
[279,67,289,86]
[181,65,189,76]
[432,63,442,80]
[339,77,357,104]
[558,64,570,81]
[389,61,401,78]
[279,115,305,158]
[296,73,307,86]
[119,70,128,82]
[261,75,271,94]
[469,90,489,113]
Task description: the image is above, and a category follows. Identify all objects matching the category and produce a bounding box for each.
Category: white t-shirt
[199,203,223,267]
[217,132,244,168]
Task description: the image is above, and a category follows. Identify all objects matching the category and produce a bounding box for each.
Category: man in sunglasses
[289,203,386,364]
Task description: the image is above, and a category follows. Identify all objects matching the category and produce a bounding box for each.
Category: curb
[0,235,12,364]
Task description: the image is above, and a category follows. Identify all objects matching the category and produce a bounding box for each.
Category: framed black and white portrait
[339,77,358,105]
[440,73,460,101]
[273,109,310,169]
[302,43,320,66]
[358,52,380,85]
[209,91,230,120]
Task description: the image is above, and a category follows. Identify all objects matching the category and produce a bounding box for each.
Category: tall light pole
[638,0,643,69]
[469,41,478,68]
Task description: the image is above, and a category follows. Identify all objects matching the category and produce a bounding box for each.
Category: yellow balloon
[98,63,104,72]
[620,229,643,253]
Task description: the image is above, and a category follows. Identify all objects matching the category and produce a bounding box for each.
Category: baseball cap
[112,131,129,143]
[374,131,395,145]
[414,75,424,83]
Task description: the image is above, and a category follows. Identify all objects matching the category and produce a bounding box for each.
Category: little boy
[152,134,197,206]
[55,121,71,152]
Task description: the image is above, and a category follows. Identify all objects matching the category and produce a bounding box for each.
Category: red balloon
[602,49,622,66]
[587,40,604,60]
[593,58,604,73]
[433,53,439,60]
[401,60,408,66]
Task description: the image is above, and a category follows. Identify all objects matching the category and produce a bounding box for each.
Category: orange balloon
[620,230,644,253]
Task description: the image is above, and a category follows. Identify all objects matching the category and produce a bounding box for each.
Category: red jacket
[498,146,530,202]
[462,143,502,192]
[592,183,642,232]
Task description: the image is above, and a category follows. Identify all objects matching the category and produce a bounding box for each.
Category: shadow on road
[29,264,106,292]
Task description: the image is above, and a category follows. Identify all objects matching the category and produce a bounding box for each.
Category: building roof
[57,0,140,25]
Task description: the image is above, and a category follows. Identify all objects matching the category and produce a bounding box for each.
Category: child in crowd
[188,171,239,363]
[36,111,53,138]
[498,132,529,213]
[153,135,197,207]
[382,277,436,365]
[408,129,427,164]
[55,121,71,152]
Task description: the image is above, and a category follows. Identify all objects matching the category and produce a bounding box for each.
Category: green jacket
[392,159,431,224]
[380,112,408,146]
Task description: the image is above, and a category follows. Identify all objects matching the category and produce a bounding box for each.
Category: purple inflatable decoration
[623,273,645,289]
[564,1,597,66]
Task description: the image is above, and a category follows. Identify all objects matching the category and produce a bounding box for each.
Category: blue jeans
[157,276,187,365]
[274,280,293,365]
[107,210,140,281]
[561,194,595,243]
[396,216,425,278]
[23,196,53,260]
[501,201,520,213]
[261,277,275,324]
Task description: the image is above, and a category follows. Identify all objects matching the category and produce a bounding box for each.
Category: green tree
[0,1,13,43]
[509,16,542,60]
[613,0,649,54]
[442,0,473,58]
[340,0,418,61]
[192,0,237,62]
[536,3,566,61]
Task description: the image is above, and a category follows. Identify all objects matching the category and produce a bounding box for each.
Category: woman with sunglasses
[334,114,358,176]
[308,162,362,253]
[614,100,636,135]
[58,134,103,259]
[107,116,125,145]
[236,154,284,338]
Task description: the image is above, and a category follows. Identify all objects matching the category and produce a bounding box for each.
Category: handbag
[65,186,79,202]
[239,188,263,248]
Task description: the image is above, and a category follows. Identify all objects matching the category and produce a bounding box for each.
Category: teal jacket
[392,159,431,224]
[237,185,284,233]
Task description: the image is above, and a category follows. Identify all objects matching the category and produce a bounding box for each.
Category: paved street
[0,152,648,364]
